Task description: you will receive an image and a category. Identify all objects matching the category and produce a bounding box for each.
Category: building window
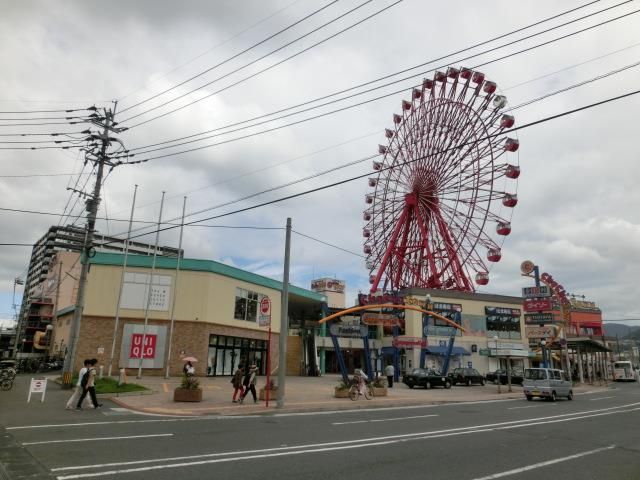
[234,288,260,322]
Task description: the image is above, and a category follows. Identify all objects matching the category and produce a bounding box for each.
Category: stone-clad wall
[62,314,280,377]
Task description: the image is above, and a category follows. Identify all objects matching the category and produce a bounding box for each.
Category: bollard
[118,368,127,386]
[99,365,104,379]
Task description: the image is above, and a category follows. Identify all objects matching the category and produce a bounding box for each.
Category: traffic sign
[522,285,551,298]
[259,296,271,327]
[27,378,47,403]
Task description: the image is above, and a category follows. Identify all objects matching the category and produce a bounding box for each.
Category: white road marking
[507,405,540,410]
[469,445,615,480]
[52,402,640,476]
[589,396,614,401]
[22,433,173,446]
[332,414,439,425]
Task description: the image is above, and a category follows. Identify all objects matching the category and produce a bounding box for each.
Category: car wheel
[567,390,573,401]
[550,391,557,402]
[526,395,533,401]
[445,380,452,389]
[466,378,471,387]
[407,382,414,389]
[425,381,432,389]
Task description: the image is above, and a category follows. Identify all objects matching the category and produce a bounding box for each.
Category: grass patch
[65,376,148,394]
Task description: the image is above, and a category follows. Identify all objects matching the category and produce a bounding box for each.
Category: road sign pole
[266,323,271,407]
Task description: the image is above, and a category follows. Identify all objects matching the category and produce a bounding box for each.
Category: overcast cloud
[1,0,639,326]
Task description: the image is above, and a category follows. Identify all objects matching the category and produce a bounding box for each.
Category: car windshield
[525,369,547,380]
[411,368,426,375]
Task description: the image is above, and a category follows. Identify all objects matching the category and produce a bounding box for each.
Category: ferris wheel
[363,67,520,293]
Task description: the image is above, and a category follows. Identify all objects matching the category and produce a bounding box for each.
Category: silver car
[523,368,573,401]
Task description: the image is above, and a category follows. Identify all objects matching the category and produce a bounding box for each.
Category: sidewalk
[108,374,613,417]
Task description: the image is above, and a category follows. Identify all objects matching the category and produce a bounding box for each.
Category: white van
[523,368,573,401]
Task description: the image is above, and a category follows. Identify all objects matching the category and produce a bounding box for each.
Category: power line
[123,0,620,153]
[118,0,303,102]
[293,229,365,258]
[113,64,640,241]
[118,0,341,114]
[121,3,638,159]
[0,107,92,114]
[104,88,640,248]
[121,0,404,127]
[0,172,92,178]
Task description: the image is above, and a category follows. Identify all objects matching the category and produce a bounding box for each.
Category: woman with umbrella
[182,356,197,376]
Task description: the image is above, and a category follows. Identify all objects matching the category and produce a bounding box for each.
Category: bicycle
[348,376,373,401]
[0,377,13,391]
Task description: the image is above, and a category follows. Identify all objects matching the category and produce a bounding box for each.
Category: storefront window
[207,333,268,376]
[234,288,260,322]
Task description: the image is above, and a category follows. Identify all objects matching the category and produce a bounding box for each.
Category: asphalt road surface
[3,379,640,479]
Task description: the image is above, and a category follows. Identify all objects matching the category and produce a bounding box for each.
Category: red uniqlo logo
[129,334,157,359]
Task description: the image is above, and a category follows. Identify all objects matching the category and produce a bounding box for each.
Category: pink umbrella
[181,356,198,362]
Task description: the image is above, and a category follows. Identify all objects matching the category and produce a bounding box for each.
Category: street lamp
[540,339,547,368]
[493,335,501,394]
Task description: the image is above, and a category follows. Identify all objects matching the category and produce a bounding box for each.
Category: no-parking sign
[27,378,47,403]
[259,296,271,327]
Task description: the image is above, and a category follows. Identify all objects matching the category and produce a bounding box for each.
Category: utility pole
[277,217,292,409]
[62,103,123,387]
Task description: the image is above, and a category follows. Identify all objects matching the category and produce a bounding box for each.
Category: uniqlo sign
[129,333,157,359]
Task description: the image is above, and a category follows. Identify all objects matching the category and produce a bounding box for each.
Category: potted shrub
[258,379,278,401]
[334,379,351,398]
[173,374,203,402]
[372,376,388,396]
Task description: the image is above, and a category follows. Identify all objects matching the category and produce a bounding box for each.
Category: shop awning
[426,346,471,356]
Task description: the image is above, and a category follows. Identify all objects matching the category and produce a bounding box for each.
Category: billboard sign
[392,336,427,348]
[361,313,400,326]
[526,326,556,338]
[522,286,551,298]
[523,298,553,312]
[524,313,555,325]
[329,323,369,338]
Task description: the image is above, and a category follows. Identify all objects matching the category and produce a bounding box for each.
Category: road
[2,378,640,479]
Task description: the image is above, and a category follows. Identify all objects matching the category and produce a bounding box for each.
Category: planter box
[258,388,278,401]
[173,388,203,402]
[372,386,388,396]
[334,387,350,398]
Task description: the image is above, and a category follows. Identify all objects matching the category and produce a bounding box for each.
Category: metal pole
[62,104,115,386]
[137,191,165,379]
[165,196,186,379]
[277,217,291,409]
[108,185,138,377]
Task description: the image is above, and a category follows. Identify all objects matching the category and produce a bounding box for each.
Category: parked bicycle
[0,376,13,391]
[349,369,373,401]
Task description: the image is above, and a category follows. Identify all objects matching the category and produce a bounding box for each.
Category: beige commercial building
[53,252,325,376]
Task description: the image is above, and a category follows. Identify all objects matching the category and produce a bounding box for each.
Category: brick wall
[72,315,281,377]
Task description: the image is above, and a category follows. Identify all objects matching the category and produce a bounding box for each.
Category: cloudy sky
[1,0,639,327]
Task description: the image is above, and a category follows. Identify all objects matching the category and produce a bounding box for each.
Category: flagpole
[137,191,165,379]
[165,196,186,379]
[108,184,137,377]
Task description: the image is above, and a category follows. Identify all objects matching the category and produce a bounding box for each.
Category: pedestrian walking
[183,361,195,376]
[76,358,102,410]
[240,363,258,404]
[385,363,395,388]
[65,359,93,410]
[231,365,245,403]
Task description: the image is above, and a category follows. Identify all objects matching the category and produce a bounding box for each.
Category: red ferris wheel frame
[363,67,520,293]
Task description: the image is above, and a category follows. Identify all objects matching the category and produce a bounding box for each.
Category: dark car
[448,367,485,386]
[485,369,524,385]
[402,368,452,389]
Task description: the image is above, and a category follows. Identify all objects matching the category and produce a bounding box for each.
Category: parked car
[402,368,452,389]
[448,367,485,386]
[485,369,524,385]
[523,368,573,401]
